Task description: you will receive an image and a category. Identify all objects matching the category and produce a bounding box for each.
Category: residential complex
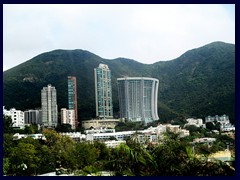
[205,115,234,132]
[83,124,188,143]
[205,115,230,124]
[184,118,203,127]
[60,108,75,128]
[68,76,78,129]
[81,119,119,129]
[41,84,58,128]
[94,64,113,119]
[117,77,159,124]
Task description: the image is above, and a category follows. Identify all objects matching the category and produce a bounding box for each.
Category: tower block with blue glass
[94,64,113,119]
[68,76,78,129]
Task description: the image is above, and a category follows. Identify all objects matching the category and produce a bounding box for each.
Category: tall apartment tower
[68,76,78,129]
[41,84,58,128]
[94,64,113,119]
[117,77,159,125]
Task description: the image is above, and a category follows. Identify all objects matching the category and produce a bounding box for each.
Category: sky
[3,4,235,71]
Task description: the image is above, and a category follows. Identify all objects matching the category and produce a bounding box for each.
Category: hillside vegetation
[3,41,235,123]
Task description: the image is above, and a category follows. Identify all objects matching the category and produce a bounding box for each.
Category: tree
[9,142,40,176]
[24,125,35,134]
[3,115,13,134]
[56,124,72,132]
[76,125,85,133]
[185,125,200,133]
[93,141,110,161]
[74,142,99,170]
[42,129,61,146]
[106,132,235,176]
[37,145,56,174]
[107,143,135,176]
[24,124,39,134]
[3,133,15,157]
[51,135,77,170]
[206,122,215,131]
[215,122,221,131]
[3,158,10,175]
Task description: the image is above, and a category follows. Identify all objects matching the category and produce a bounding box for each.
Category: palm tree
[106,132,235,176]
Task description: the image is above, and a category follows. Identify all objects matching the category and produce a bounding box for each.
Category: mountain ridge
[3,41,235,123]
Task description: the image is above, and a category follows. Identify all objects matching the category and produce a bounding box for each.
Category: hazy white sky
[3,4,235,71]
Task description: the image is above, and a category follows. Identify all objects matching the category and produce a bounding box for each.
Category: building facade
[205,115,230,124]
[185,118,203,127]
[61,108,75,129]
[68,76,78,129]
[117,77,159,124]
[41,84,58,128]
[3,106,25,129]
[94,64,113,119]
[24,109,42,125]
[82,119,119,129]
[205,114,234,132]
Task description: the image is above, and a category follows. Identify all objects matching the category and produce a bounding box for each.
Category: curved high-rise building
[117,77,159,124]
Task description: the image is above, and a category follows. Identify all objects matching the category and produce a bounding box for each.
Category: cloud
[3,4,235,70]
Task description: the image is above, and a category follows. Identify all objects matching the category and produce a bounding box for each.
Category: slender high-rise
[68,76,78,129]
[117,77,159,125]
[41,84,58,128]
[94,64,113,119]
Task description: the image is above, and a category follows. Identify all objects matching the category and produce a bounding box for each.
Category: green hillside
[3,41,235,123]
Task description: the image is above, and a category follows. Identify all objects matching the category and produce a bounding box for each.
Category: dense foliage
[3,41,235,123]
[3,115,235,176]
[106,134,234,176]
[3,130,235,176]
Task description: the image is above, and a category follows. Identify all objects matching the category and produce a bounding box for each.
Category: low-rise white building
[85,124,170,144]
[13,133,46,140]
[155,124,167,134]
[193,137,216,144]
[179,129,190,138]
[166,124,180,133]
[205,115,230,124]
[165,124,189,138]
[221,126,235,132]
[38,171,74,176]
[86,131,136,141]
[82,119,120,129]
[185,118,203,127]
[205,114,235,132]
[85,127,115,134]
[137,133,158,143]
[104,140,126,148]
[13,133,26,140]
[3,106,25,129]
[60,132,86,142]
